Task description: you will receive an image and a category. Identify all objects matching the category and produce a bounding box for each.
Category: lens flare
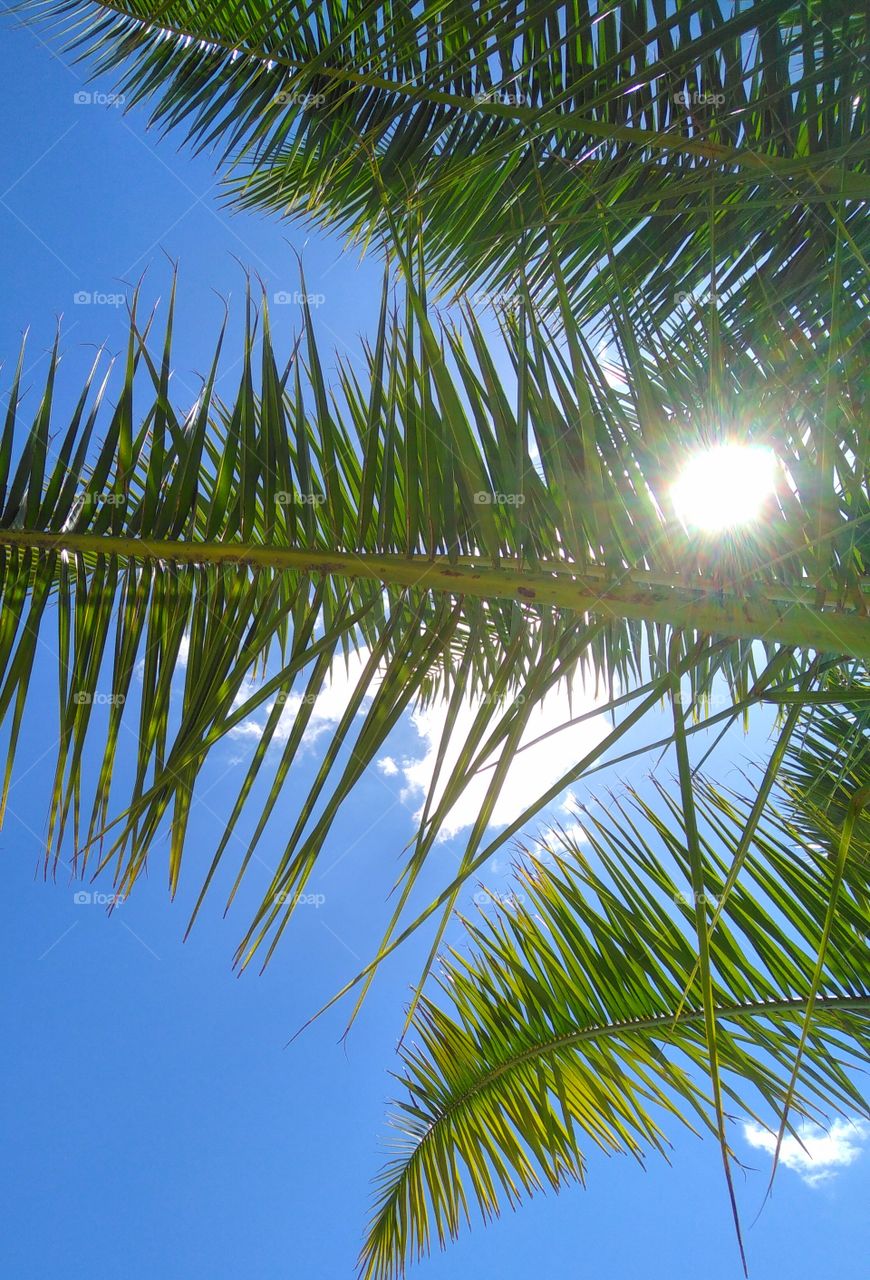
[672,444,777,531]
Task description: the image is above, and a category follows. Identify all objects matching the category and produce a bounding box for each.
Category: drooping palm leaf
[361,711,870,1278]
[0,261,865,972]
[778,695,870,864]
[25,1,870,329]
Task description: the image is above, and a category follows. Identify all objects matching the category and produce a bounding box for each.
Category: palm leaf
[25,1,870,330]
[361,711,870,1278]
[0,262,865,973]
[779,691,870,864]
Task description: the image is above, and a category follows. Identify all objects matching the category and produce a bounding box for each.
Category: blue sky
[0,14,867,1280]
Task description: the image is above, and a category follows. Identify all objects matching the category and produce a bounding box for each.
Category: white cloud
[394,672,608,840]
[135,631,190,680]
[229,648,375,747]
[550,819,587,846]
[536,790,589,846]
[227,648,609,845]
[176,633,191,668]
[486,855,513,878]
[743,1119,870,1188]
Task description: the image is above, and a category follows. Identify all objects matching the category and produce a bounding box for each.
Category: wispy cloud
[743,1118,870,1188]
[135,631,190,679]
[229,648,376,748]
[534,790,589,852]
[230,650,607,843]
[382,675,607,840]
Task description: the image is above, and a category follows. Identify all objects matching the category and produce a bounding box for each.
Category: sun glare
[672,444,777,532]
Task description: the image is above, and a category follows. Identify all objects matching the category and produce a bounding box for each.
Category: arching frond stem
[2,530,866,658]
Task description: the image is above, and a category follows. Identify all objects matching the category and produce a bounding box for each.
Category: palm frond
[779,689,870,864]
[25,1,870,328]
[0,264,865,971]
[361,720,870,1278]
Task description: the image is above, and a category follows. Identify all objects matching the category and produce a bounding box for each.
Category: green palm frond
[26,1,870,327]
[0,263,865,970]
[778,692,870,864]
[361,729,870,1279]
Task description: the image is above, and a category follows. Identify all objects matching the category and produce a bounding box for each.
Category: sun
[671,443,777,532]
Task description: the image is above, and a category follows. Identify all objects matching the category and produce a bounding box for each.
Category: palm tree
[1,258,866,1267]
[1,266,864,956]
[4,0,869,1272]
